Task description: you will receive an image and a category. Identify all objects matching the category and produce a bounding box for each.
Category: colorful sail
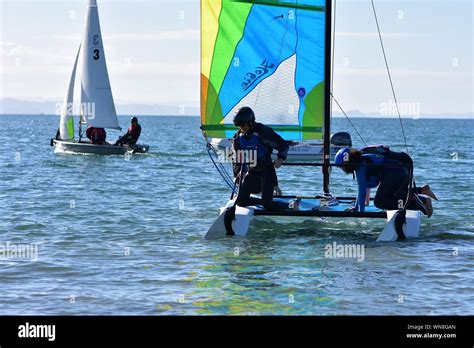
[201,0,327,140]
[80,0,120,130]
[59,45,81,140]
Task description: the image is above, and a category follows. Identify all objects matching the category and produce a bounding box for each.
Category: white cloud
[107,30,199,41]
[108,61,199,77]
[336,68,470,79]
[0,41,41,57]
[336,32,428,38]
[45,30,199,42]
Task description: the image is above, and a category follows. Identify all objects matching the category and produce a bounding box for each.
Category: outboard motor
[330,132,352,147]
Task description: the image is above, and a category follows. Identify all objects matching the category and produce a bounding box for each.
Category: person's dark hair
[340,149,363,174]
[233,107,255,127]
[131,116,138,124]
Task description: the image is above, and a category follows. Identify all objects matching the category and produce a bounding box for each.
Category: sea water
[0,115,473,315]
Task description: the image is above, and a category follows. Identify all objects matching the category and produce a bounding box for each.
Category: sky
[0,0,472,116]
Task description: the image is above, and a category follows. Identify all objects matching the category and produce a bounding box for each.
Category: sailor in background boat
[115,117,142,146]
[231,107,289,211]
[334,147,437,217]
[85,126,107,145]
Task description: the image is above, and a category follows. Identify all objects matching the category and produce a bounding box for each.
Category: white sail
[80,0,120,130]
[59,45,81,140]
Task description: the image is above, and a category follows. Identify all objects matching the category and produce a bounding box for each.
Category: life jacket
[86,126,93,139]
[238,132,270,159]
[129,124,141,140]
[361,145,413,171]
[361,153,385,180]
[89,128,106,145]
[360,145,414,192]
[361,145,390,179]
[361,144,391,156]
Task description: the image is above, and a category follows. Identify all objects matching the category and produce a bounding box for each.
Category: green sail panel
[201,0,327,140]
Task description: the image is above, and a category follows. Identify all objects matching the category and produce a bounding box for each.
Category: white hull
[210,138,345,162]
[205,197,421,241]
[52,139,149,155]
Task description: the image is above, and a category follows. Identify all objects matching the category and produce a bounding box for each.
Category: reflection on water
[183,241,335,315]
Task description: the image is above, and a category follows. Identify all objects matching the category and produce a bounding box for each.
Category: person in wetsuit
[115,117,141,146]
[86,126,106,145]
[231,107,290,211]
[334,147,437,217]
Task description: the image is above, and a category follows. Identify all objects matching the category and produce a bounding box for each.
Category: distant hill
[0,98,200,116]
[332,109,473,119]
[0,98,472,119]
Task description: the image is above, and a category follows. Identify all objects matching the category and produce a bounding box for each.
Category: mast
[323,0,333,194]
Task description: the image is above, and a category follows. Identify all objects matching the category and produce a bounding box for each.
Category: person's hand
[273,186,283,196]
[274,158,284,169]
[365,188,371,206]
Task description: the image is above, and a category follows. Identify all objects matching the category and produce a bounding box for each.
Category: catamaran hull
[52,139,149,155]
[205,197,421,241]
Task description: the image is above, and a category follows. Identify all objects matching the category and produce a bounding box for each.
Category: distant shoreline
[0,114,472,120]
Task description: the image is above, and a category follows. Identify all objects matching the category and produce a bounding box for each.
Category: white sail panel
[223,54,300,126]
[59,45,81,140]
[80,0,120,130]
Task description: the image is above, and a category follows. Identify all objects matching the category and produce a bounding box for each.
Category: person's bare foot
[421,185,438,201]
[425,197,433,218]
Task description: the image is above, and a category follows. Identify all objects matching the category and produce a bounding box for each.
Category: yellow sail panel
[201,0,222,125]
[201,0,222,79]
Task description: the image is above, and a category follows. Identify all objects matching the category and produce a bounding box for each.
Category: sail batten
[201,0,328,140]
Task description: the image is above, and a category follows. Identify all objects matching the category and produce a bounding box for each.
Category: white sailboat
[51,0,149,155]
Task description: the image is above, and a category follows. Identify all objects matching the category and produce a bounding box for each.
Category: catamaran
[51,0,149,155]
[200,0,422,241]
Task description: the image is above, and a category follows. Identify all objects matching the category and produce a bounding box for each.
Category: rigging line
[208,143,234,183]
[201,129,236,191]
[206,144,236,192]
[370,0,409,154]
[331,0,336,93]
[331,93,368,146]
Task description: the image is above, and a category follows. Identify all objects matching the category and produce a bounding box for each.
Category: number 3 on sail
[51,0,149,155]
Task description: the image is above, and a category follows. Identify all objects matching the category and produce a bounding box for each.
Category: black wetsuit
[232,123,289,211]
[372,151,428,215]
[116,124,141,146]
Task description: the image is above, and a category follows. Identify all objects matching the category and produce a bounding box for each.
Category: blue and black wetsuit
[354,151,428,214]
[232,123,289,210]
[354,154,384,212]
